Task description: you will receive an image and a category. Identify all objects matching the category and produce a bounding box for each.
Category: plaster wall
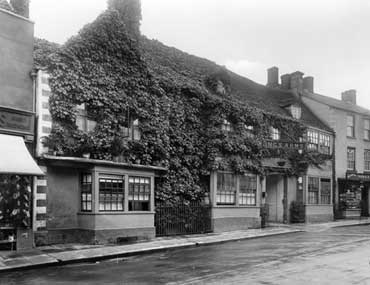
[0,10,34,112]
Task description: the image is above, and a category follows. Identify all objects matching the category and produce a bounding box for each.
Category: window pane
[217,173,236,205]
[128,176,151,211]
[308,177,319,204]
[81,173,92,212]
[98,176,124,212]
[320,179,331,204]
[347,148,356,170]
[239,174,257,206]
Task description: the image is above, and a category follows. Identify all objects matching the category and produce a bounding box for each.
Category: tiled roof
[302,91,370,116]
[141,37,332,132]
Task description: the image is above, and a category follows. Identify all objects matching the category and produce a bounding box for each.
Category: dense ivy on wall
[34,4,330,203]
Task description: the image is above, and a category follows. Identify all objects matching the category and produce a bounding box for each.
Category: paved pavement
[1,223,370,284]
[0,218,369,273]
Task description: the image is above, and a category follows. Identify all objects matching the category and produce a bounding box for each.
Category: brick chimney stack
[9,0,29,18]
[280,74,291,89]
[341,89,357,105]
[267,66,279,87]
[290,71,304,92]
[303,76,314,93]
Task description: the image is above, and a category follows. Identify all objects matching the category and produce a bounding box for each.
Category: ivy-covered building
[32,0,335,244]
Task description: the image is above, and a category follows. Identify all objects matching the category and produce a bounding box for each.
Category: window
[128,176,151,211]
[347,147,356,170]
[81,174,93,212]
[365,150,370,171]
[308,177,319,204]
[270,127,280,140]
[121,119,141,141]
[217,173,236,205]
[307,130,319,151]
[221,119,232,132]
[99,176,124,211]
[290,105,301,120]
[319,133,330,154]
[364,119,370,140]
[347,115,355,137]
[320,179,331,204]
[76,103,96,132]
[239,174,257,206]
[244,125,254,138]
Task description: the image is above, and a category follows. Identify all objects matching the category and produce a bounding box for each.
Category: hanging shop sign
[346,172,370,182]
[0,107,34,135]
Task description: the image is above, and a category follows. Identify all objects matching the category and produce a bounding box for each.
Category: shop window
[319,133,330,155]
[216,173,236,205]
[270,127,280,140]
[308,177,319,204]
[128,177,151,211]
[221,119,232,132]
[347,114,355,137]
[239,174,257,206]
[307,129,319,151]
[99,176,124,211]
[347,147,356,171]
[76,103,96,132]
[364,150,370,171]
[320,178,331,204]
[81,174,93,212]
[364,119,370,140]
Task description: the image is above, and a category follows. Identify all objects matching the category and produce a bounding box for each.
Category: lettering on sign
[0,109,34,134]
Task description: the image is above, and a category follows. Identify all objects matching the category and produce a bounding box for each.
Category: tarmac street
[1,225,370,284]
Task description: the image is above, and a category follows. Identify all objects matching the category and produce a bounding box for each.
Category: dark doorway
[361,186,369,217]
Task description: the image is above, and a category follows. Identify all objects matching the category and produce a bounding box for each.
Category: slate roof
[141,37,333,133]
[302,91,370,116]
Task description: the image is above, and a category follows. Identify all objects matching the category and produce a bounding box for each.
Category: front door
[266,175,284,223]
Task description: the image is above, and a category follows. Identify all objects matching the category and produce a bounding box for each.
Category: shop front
[0,134,44,250]
[338,172,370,219]
[36,155,166,245]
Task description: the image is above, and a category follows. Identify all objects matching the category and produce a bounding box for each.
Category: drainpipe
[332,133,337,218]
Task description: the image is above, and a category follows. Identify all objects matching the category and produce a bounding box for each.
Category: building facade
[301,87,370,218]
[0,4,43,250]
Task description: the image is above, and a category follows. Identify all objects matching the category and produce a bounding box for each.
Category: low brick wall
[212,207,261,232]
[305,205,334,223]
[36,227,155,245]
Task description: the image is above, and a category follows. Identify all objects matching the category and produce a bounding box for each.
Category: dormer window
[221,119,232,132]
[290,105,302,120]
[76,103,97,132]
[270,127,280,140]
[244,125,254,138]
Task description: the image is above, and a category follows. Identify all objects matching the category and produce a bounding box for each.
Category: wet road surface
[1,225,370,284]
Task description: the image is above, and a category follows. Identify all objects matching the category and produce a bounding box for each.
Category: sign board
[346,172,370,182]
[0,107,34,135]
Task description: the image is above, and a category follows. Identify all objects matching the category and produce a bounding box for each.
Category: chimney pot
[267,66,279,87]
[341,89,356,105]
[303,76,314,93]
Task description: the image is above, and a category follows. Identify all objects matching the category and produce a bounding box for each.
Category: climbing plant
[34,5,331,204]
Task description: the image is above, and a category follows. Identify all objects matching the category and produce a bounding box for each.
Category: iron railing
[155,201,213,237]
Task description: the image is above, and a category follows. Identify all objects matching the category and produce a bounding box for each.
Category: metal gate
[155,201,213,237]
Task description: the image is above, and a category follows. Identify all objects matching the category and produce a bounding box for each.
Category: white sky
[30,0,370,108]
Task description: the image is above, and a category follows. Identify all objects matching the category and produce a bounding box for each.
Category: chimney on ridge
[341,89,357,105]
[267,66,279,87]
[303,76,314,93]
[9,0,29,18]
[280,74,291,89]
[290,71,304,92]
